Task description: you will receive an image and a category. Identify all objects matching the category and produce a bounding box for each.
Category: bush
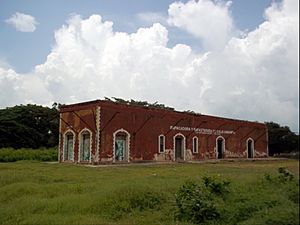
[264,167,295,184]
[278,167,294,182]
[0,148,57,162]
[202,175,231,197]
[263,167,299,204]
[175,177,231,224]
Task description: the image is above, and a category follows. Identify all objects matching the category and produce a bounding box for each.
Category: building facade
[59,100,268,164]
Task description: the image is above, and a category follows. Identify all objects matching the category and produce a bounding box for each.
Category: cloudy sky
[0,0,298,131]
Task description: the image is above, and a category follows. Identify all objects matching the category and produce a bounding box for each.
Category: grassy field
[0,160,299,225]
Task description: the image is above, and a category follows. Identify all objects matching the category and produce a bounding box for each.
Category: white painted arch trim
[215,136,225,159]
[246,137,255,158]
[62,129,76,162]
[113,128,131,163]
[95,106,101,162]
[173,133,186,161]
[78,128,93,163]
[158,134,165,153]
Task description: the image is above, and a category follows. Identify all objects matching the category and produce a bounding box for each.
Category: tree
[265,122,299,156]
[0,104,59,149]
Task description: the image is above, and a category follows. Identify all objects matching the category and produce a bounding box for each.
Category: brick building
[59,99,268,164]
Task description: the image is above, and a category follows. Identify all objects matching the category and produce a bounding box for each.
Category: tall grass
[0,160,298,225]
[0,148,57,162]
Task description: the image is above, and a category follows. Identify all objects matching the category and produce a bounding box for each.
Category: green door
[65,134,74,161]
[115,139,126,161]
[81,134,90,161]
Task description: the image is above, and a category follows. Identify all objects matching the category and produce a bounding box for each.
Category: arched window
[158,135,165,153]
[113,129,130,162]
[79,129,92,162]
[63,130,75,161]
[192,136,199,153]
[216,136,225,159]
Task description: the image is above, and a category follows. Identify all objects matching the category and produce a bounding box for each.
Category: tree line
[0,104,59,149]
[0,104,298,155]
[265,121,299,156]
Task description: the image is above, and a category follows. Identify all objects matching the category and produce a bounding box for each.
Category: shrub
[175,177,231,224]
[263,167,295,185]
[202,175,231,197]
[278,167,294,182]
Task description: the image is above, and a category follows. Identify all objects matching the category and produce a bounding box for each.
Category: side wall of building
[99,102,268,163]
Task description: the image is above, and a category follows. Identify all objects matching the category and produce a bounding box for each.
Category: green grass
[0,148,57,162]
[0,160,298,225]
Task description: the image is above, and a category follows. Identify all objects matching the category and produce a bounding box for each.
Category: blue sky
[0,0,298,131]
[1,0,274,73]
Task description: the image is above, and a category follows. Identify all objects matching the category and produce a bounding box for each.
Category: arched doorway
[79,129,91,162]
[64,131,75,161]
[247,138,254,158]
[113,129,130,162]
[216,136,225,159]
[174,134,185,161]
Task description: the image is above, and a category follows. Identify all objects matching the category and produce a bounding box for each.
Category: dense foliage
[0,104,59,149]
[266,122,299,156]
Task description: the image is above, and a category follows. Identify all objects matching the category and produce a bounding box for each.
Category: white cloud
[195,0,299,129]
[0,0,298,131]
[0,67,52,107]
[168,0,235,50]
[34,14,202,106]
[5,12,38,32]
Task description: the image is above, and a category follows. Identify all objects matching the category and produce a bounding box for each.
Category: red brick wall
[59,101,98,162]
[99,101,268,162]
